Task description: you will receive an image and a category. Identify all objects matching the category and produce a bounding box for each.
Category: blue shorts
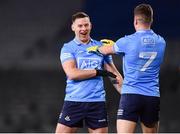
[58,101,108,129]
[117,94,160,125]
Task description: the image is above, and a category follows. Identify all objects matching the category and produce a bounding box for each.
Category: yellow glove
[87,45,103,56]
[100,39,115,46]
[87,46,99,52]
[86,39,114,56]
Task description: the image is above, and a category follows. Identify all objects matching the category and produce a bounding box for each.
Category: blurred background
[0,0,179,132]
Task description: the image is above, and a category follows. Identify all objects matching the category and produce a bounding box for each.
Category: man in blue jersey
[87,4,166,133]
[55,12,123,133]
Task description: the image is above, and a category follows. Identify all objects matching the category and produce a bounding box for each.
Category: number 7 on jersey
[139,52,157,71]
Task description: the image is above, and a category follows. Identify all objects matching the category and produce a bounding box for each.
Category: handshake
[87,39,115,55]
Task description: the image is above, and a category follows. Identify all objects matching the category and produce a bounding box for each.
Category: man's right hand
[87,46,103,56]
[87,46,99,52]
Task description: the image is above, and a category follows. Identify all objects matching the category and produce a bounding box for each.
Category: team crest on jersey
[141,36,155,45]
[65,116,71,121]
[77,50,84,54]
[77,57,101,69]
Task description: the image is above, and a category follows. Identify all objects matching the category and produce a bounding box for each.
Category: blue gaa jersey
[60,38,112,102]
[114,30,166,97]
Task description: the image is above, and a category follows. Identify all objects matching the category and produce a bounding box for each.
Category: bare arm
[104,62,123,94]
[98,46,115,55]
[62,59,96,80]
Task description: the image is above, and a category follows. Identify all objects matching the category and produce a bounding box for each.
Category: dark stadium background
[0,0,179,132]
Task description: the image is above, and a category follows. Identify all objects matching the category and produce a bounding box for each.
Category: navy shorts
[58,101,108,129]
[117,94,160,125]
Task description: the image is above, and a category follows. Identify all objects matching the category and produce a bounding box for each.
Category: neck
[135,26,151,31]
[135,24,151,31]
[75,37,90,44]
[136,27,151,31]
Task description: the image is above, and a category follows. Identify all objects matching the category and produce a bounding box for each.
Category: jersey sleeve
[60,44,75,63]
[104,55,113,64]
[159,36,166,63]
[113,37,127,54]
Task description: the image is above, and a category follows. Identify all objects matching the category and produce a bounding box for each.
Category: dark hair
[72,12,90,23]
[134,4,153,24]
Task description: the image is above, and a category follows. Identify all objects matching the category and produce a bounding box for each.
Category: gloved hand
[86,46,99,52]
[100,39,115,46]
[96,69,117,78]
[87,39,115,54]
[87,46,102,56]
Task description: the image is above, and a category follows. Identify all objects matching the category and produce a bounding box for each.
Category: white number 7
[139,52,157,71]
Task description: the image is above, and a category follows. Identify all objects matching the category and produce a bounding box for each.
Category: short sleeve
[60,44,75,63]
[113,37,127,54]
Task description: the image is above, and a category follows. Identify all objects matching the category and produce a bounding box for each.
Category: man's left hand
[100,39,115,46]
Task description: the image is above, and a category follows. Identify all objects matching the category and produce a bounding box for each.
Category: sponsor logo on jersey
[62,53,73,60]
[77,57,101,69]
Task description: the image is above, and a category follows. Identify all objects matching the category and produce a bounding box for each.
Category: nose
[81,25,86,30]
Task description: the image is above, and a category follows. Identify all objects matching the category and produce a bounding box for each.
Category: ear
[135,19,138,25]
[134,16,138,26]
[90,22,92,30]
[71,23,74,31]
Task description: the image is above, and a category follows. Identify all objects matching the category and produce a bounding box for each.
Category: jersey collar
[73,38,94,46]
[136,29,154,33]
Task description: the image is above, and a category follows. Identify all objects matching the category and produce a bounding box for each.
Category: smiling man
[55,12,123,133]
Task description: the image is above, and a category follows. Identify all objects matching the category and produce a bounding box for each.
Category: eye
[78,24,82,28]
[85,24,89,27]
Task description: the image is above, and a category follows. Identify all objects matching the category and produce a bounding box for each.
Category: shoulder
[117,32,136,42]
[116,34,132,45]
[157,35,166,44]
[60,40,76,54]
[91,39,102,46]
[61,40,76,50]
[150,30,165,43]
[62,40,75,48]
[152,32,166,46]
